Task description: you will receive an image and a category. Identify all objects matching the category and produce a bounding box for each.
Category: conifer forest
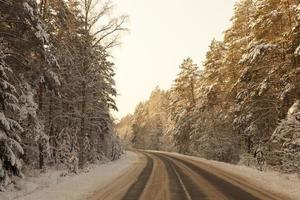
[0,0,126,190]
[117,0,300,175]
[0,0,299,199]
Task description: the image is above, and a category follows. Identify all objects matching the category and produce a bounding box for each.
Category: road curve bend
[89,151,289,200]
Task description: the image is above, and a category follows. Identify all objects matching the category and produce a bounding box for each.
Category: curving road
[89,151,286,200]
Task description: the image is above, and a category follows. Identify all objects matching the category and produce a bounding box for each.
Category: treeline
[117,88,172,150]
[117,0,300,174]
[0,0,126,190]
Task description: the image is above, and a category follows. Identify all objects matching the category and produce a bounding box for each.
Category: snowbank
[0,151,138,200]
[166,152,300,200]
[0,169,64,200]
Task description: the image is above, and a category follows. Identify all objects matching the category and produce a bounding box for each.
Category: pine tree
[0,0,127,189]
[0,41,23,191]
[19,83,49,170]
[117,0,300,172]
[0,0,61,171]
[170,58,199,153]
[271,100,300,174]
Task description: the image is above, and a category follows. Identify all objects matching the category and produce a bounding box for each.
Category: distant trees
[117,0,300,174]
[0,0,126,190]
[117,87,172,151]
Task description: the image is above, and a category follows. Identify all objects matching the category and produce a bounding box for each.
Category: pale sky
[112,0,237,119]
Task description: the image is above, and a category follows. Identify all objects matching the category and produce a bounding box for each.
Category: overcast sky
[112,0,237,119]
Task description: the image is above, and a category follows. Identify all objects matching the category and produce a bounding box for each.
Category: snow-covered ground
[0,151,138,200]
[1,150,299,200]
[166,152,300,200]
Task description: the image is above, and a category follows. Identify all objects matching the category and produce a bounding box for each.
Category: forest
[0,0,126,191]
[117,0,300,175]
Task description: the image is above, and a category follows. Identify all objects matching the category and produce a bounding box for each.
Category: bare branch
[88,2,114,30]
[93,15,128,47]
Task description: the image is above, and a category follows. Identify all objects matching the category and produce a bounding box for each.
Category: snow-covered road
[89,151,300,200]
[1,151,299,200]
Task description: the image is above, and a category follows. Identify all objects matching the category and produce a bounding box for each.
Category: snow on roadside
[166,152,300,200]
[0,169,64,200]
[0,151,138,200]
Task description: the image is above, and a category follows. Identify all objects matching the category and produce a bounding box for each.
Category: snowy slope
[0,151,138,200]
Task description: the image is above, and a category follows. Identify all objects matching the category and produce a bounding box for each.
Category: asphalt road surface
[89,151,285,200]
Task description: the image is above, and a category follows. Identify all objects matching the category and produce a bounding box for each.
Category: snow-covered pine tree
[59,0,126,168]
[55,128,78,173]
[0,41,24,191]
[169,58,199,154]
[270,100,300,174]
[187,39,239,162]
[19,83,49,170]
[0,0,126,182]
[117,0,299,170]
[0,0,61,170]
[232,0,299,156]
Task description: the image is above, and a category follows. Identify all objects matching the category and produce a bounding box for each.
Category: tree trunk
[79,84,87,168]
[38,83,43,112]
[38,142,44,169]
[48,93,55,163]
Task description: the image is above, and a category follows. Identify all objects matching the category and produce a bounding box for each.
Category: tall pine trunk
[79,83,87,168]
[48,94,55,165]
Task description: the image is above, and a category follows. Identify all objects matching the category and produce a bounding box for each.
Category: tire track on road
[153,153,207,200]
[122,152,154,200]
[163,153,264,200]
[139,153,170,200]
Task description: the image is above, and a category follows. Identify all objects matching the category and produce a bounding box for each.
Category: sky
[112,0,237,119]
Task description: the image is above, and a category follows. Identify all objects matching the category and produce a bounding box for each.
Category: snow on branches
[271,100,300,174]
[0,41,24,191]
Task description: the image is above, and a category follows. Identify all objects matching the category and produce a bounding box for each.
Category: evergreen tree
[170,58,199,153]
[0,41,23,191]
[0,0,127,189]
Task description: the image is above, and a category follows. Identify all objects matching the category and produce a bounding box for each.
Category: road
[89,151,284,200]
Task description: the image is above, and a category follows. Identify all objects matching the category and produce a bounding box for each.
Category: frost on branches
[19,83,49,170]
[0,42,24,191]
[56,128,78,174]
[270,100,300,174]
[240,42,278,64]
[0,0,126,191]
